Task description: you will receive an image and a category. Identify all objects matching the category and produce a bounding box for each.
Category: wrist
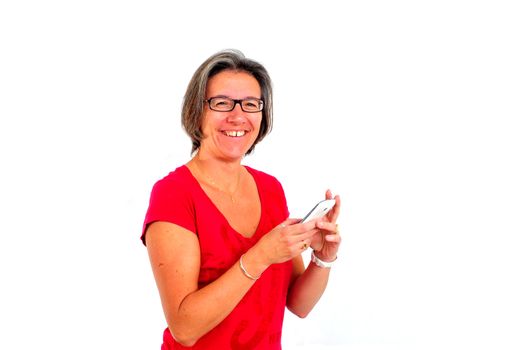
[312,250,337,263]
[242,249,270,278]
[311,251,337,268]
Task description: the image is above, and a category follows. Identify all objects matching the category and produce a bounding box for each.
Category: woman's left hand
[309,189,341,261]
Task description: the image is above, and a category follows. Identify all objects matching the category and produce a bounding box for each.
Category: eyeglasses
[205,97,264,113]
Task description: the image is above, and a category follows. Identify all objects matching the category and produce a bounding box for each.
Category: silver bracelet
[239,254,260,280]
[311,251,336,268]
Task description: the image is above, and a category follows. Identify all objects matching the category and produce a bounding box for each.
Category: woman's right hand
[244,219,319,273]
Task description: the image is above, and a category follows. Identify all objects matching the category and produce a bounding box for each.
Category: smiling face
[199,70,262,161]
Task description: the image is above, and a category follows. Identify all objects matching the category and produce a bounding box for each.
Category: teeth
[224,130,246,137]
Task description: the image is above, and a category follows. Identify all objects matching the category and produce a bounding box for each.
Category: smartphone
[301,199,336,223]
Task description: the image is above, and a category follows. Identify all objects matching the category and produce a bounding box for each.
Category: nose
[226,104,246,123]
[232,100,244,111]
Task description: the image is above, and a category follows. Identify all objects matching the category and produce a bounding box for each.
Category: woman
[142,49,341,349]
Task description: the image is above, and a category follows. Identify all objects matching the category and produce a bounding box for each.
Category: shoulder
[245,165,289,220]
[244,165,282,188]
[155,165,192,185]
[142,165,197,243]
[148,165,196,207]
[152,165,193,192]
[245,165,287,203]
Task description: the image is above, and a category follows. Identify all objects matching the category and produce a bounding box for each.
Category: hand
[309,189,341,261]
[252,218,319,267]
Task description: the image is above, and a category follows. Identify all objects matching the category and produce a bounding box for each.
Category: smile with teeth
[223,130,247,137]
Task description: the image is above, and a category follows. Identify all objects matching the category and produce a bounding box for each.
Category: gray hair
[181,49,273,154]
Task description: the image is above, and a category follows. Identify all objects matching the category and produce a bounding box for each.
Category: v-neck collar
[183,164,263,241]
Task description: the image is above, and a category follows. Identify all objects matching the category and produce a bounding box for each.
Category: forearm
[158,218,322,345]
[286,259,331,318]
[286,210,342,318]
[167,252,267,346]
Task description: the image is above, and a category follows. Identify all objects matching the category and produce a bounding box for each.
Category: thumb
[279,218,301,228]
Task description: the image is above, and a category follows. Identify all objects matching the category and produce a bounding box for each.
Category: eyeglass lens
[208,97,263,112]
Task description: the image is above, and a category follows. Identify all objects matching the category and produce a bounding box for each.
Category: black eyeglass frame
[205,97,264,113]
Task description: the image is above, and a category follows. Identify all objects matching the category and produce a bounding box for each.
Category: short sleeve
[279,178,289,216]
[269,176,289,220]
[246,166,289,224]
[141,174,196,245]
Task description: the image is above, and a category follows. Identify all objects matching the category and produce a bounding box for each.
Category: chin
[221,149,249,161]
[214,137,257,160]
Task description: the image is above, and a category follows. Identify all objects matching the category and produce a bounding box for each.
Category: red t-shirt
[142,165,292,350]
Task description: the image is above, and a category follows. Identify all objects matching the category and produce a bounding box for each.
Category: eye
[210,98,233,109]
[242,99,261,111]
[213,99,226,106]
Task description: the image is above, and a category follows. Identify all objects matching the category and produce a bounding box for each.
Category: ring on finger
[301,241,308,250]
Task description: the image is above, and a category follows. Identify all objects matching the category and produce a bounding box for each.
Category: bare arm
[286,191,342,317]
[286,251,333,318]
[146,221,255,346]
[146,219,318,346]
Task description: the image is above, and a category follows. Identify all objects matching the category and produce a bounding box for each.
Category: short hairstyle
[181,49,273,155]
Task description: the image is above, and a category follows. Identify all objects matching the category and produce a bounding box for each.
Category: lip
[221,130,249,137]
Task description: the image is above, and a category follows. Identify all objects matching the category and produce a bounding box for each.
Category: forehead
[206,70,261,98]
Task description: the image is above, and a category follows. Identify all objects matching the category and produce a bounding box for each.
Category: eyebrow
[209,95,262,100]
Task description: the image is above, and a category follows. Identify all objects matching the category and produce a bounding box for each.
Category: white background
[1,1,525,349]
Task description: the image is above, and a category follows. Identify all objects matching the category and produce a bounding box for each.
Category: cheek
[200,113,217,136]
[251,115,263,130]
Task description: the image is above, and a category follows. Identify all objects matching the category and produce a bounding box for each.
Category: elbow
[165,303,203,347]
[287,305,311,319]
[287,296,312,319]
[177,338,198,348]
[169,326,199,347]
[293,309,310,319]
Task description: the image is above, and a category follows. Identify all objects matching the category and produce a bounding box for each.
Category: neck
[192,153,243,195]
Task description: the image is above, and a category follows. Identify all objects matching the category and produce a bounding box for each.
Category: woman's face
[200,70,262,161]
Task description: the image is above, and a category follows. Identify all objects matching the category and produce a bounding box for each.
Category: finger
[288,229,318,246]
[316,221,338,234]
[297,228,319,240]
[285,220,317,236]
[279,218,301,228]
[329,194,341,223]
[298,239,310,251]
[325,232,341,243]
[277,218,302,235]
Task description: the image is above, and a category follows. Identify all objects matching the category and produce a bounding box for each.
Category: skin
[146,70,342,347]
